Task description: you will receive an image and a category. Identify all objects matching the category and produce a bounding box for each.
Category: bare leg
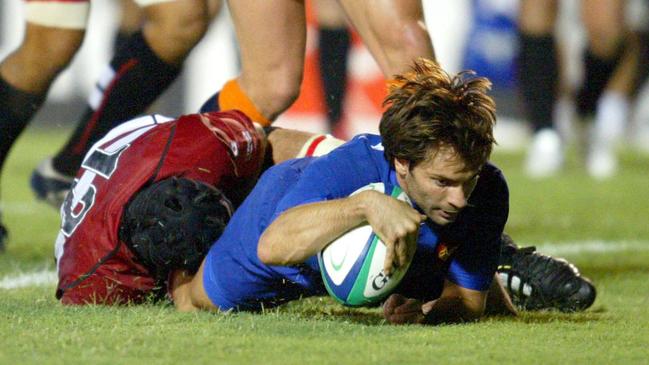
[580,0,636,178]
[1,24,84,94]
[49,0,212,178]
[0,1,89,248]
[518,0,564,178]
[114,0,143,50]
[142,0,211,65]
[313,0,350,132]
[581,0,625,59]
[338,0,435,77]
[227,0,307,120]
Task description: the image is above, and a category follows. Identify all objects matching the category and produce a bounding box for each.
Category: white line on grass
[536,240,649,256]
[1,240,648,290]
[0,268,57,289]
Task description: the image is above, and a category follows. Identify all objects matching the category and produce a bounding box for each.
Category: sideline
[536,240,649,256]
[0,268,57,290]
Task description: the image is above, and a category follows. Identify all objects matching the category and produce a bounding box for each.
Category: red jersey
[55,110,263,305]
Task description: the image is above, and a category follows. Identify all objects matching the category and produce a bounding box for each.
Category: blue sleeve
[445,163,509,291]
[273,136,384,217]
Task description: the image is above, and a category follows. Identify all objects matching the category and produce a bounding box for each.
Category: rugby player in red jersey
[55,109,341,305]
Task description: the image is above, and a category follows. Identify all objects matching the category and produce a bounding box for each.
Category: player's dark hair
[119,177,233,278]
[379,58,496,171]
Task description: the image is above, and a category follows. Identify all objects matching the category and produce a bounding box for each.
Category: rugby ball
[318,183,416,307]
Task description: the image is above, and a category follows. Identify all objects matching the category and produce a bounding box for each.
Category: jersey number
[59,119,159,237]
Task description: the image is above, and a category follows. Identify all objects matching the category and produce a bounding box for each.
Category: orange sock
[218,79,272,127]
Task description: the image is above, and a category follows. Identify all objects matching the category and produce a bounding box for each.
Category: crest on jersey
[436,242,457,261]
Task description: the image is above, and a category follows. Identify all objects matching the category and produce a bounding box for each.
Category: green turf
[2,130,649,364]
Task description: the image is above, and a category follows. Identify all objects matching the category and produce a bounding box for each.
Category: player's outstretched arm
[384,280,490,325]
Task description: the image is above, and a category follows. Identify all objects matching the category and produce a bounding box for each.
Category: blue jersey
[202,134,509,311]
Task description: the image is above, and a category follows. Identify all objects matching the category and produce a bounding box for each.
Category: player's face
[395,146,479,226]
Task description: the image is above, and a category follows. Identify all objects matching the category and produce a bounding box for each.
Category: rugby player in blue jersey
[168,58,595,322]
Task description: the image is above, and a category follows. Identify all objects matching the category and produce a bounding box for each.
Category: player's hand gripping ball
[318,183,416,306]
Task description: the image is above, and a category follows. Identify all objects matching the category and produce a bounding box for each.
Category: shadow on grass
[272,296,386,326]
[277,308,605,328]
[510,310,603,325]
[271,296,606,327]
[289,308,386,326]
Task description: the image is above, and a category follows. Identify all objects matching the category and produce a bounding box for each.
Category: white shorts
[25,0,90,29]
[24,0,177,30]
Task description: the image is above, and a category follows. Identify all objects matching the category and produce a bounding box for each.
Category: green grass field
[2,129,649,364]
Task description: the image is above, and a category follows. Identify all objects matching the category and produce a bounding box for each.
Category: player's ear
[394,158,410,177]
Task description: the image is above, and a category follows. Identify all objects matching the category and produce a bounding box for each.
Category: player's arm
[258,189,425,274]
[383,280,489,325]
[484,274,518,316]
[264,128,345,163]
[421,280,488,323]
[170,261,219,312]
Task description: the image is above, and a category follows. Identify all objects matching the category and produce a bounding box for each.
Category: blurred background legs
[313,0,350,137]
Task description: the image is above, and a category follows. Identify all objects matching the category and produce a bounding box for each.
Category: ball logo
[322,225,374,285]
[329,248,347,271]
[371,271,389,290]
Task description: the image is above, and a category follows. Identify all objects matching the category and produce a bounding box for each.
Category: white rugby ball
[317,182,416,307]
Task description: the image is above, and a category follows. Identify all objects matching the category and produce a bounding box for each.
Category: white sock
[594,91,629,146]
[554,96,576,143]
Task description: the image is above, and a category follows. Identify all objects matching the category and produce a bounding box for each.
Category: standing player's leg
[517,0,563,178]
[0,0,89,251]
[200,0,307,126]
[313,0,351,135]
[32,0,215,207]
[114,0,143,52]
[579,0,638,179]
[337,0,435,77]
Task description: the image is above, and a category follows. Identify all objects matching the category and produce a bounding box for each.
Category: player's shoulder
[476,162,508,196]
[463,161,509,223]
[347,133,384,151]
[325,134,386,164]
[309,134,387,178]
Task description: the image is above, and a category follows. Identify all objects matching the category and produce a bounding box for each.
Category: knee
[145,2,209,56]
[244,68,302,119]
[586,25,624,58]
[23,29,84,72]
[270,76,301,115]
[159,8,209,46]
[518,0,557,35]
